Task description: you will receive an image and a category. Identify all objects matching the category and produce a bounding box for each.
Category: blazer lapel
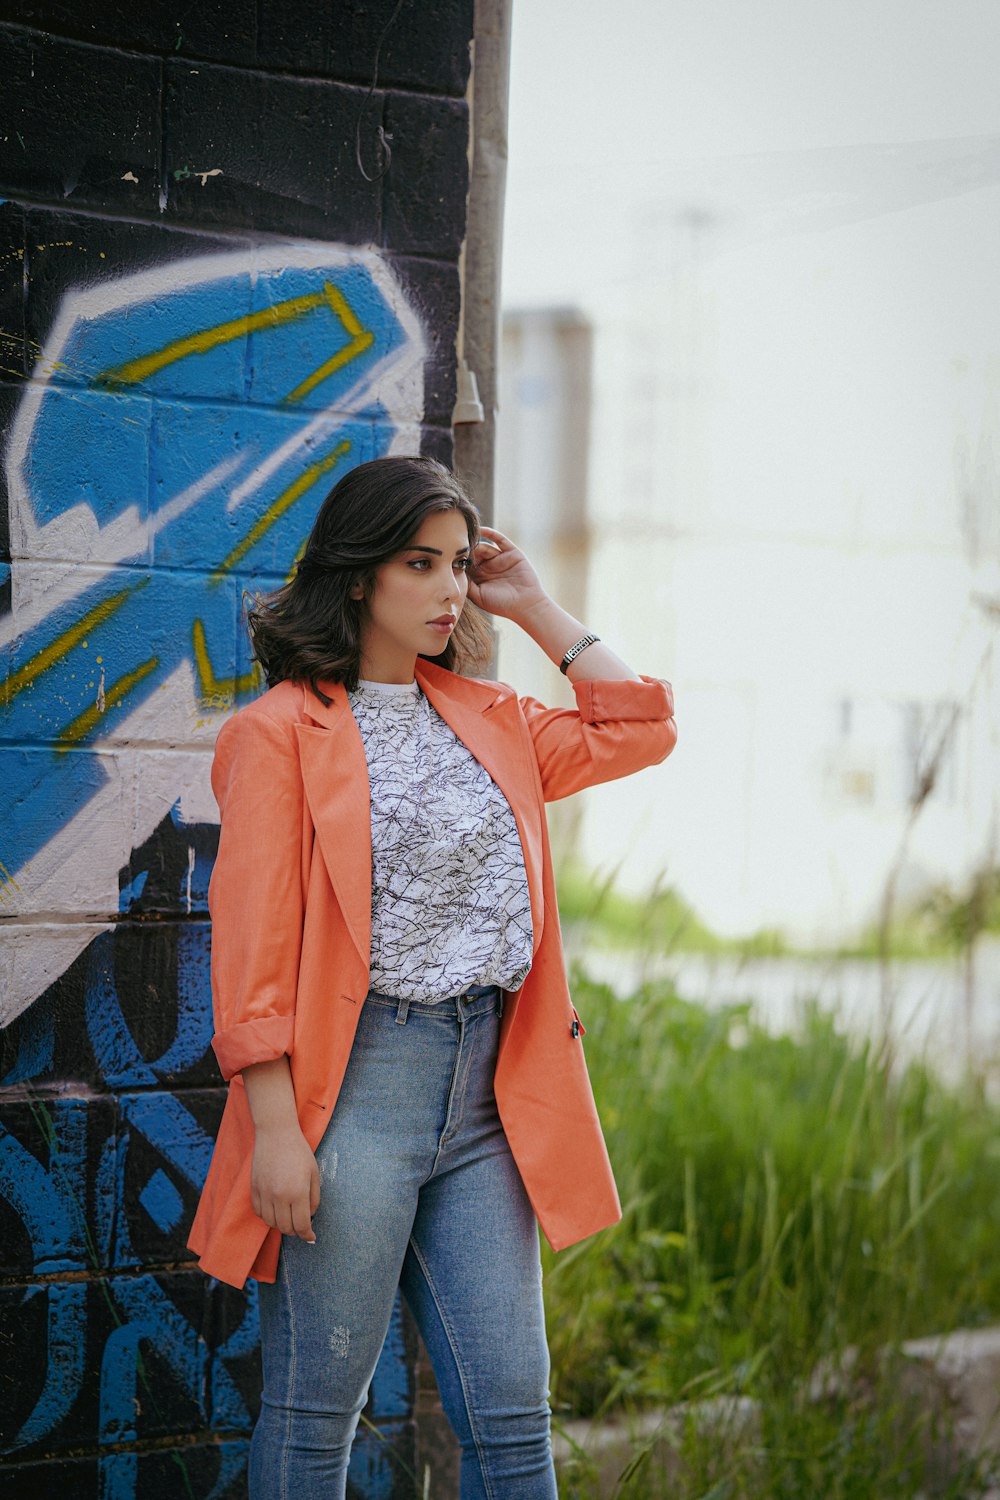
[415,661,545,958]
[294,683,372,970]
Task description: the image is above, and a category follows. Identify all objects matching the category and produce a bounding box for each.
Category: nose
[443,569,463,604]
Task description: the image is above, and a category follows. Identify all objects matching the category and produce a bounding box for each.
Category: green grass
[836,868,1000,960]
[543,975,1000,1496]
[555,1388,999,1500]
[555,864,790,957]
[557,863,1000,962]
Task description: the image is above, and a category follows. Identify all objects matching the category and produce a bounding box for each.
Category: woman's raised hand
[467,526,548,622]
[469,525,642,682]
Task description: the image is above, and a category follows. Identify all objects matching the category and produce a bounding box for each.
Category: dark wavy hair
[246,455,493,701]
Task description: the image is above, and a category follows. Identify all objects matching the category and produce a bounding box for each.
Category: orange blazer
[188,658,677,1288]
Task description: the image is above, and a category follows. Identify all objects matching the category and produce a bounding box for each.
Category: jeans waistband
[365,983,502,1026]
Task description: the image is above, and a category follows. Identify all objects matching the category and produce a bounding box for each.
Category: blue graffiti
[84,929,214,1091]
[1,916,411,1494]
[2,251,421,883]
[12,1282,88,1448]
[98,1441,251,1500]
[0,1098,90,1274]
[138,1167,185,1233]
[1,246,424,1494]
[0,995,55,1082]
[118,868,148,911]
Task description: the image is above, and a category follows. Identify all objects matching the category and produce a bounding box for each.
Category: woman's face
[353,509,472,682]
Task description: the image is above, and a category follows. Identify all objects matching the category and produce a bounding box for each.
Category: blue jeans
[248,985,558,1500]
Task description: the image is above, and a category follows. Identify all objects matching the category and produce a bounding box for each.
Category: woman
[188,455,677,1498]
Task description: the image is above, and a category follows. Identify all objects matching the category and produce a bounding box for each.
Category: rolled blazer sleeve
[208,708,305,1080]
[519,674,677,802]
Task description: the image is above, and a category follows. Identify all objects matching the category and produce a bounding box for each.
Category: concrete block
[0,922,110,1031]
[0,921,220,1089]
[7,0,258,66]
[0,742,137,918]
[256,0,474,96]
[21,207,248,401]
[0,0,471,1485]
[0,203,26,383]
[0,1268,215,1454]
[2,564,242,751]
[386,254,461,426]
[150,403,376,574]
[0,1093,114,1275]
[121,800,218,917]
[79,926,219,1090]
[8,384,153,563]
[200,1274,262,1431]
[163,61,380,240]
[0,1442,249,1500]
[0,1082,225,1276]
[0,1452,98,1500]
[0,27,160,214]
[381,93,470,258]
[242,255,423,417]
[114,1088,225,1267]
[11,233,436,583]
[8,0,474,95]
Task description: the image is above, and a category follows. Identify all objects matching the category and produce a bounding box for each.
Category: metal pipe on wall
[452,0,514,529]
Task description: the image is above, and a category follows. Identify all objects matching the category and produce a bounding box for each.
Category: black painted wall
[0,4,474,1494]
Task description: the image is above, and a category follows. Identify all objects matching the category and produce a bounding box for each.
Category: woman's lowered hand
[250,1123,321,1243]
[242,1054,320,1243]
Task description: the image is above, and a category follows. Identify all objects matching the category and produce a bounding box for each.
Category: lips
[428,615,456,626]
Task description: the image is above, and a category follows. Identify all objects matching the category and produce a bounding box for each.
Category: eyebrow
[404,545,470,557]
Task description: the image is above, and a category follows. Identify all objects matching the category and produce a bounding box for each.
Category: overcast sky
[499,1,1000,560]
[501,0,1000,311]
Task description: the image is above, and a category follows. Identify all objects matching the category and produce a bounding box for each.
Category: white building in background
[494,307,594,866]
[497,200,1000,946]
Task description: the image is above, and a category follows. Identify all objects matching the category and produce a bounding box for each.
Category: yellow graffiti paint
[286,536,308,584]
[3,578,150,705]
[282,283,374,405]
[0,859,22,904]
[56,656,159,750]
[191,617,261,708]
[211,438,350,579]
[92,281,373,393]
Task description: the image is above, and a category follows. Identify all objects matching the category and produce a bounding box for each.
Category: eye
[407,558,432,571]
[454,558,471,572]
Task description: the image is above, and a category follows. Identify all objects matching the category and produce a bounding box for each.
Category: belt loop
[395,995,411,1026]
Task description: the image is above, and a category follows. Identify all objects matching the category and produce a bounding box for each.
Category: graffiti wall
[0,5,473,1494]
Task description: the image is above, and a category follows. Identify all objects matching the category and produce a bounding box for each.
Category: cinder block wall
[0,4,473,1494]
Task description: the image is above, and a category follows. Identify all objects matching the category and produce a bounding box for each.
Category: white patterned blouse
[347,677,534,1003]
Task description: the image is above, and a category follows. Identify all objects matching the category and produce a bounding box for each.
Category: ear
[349,580,365,601]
